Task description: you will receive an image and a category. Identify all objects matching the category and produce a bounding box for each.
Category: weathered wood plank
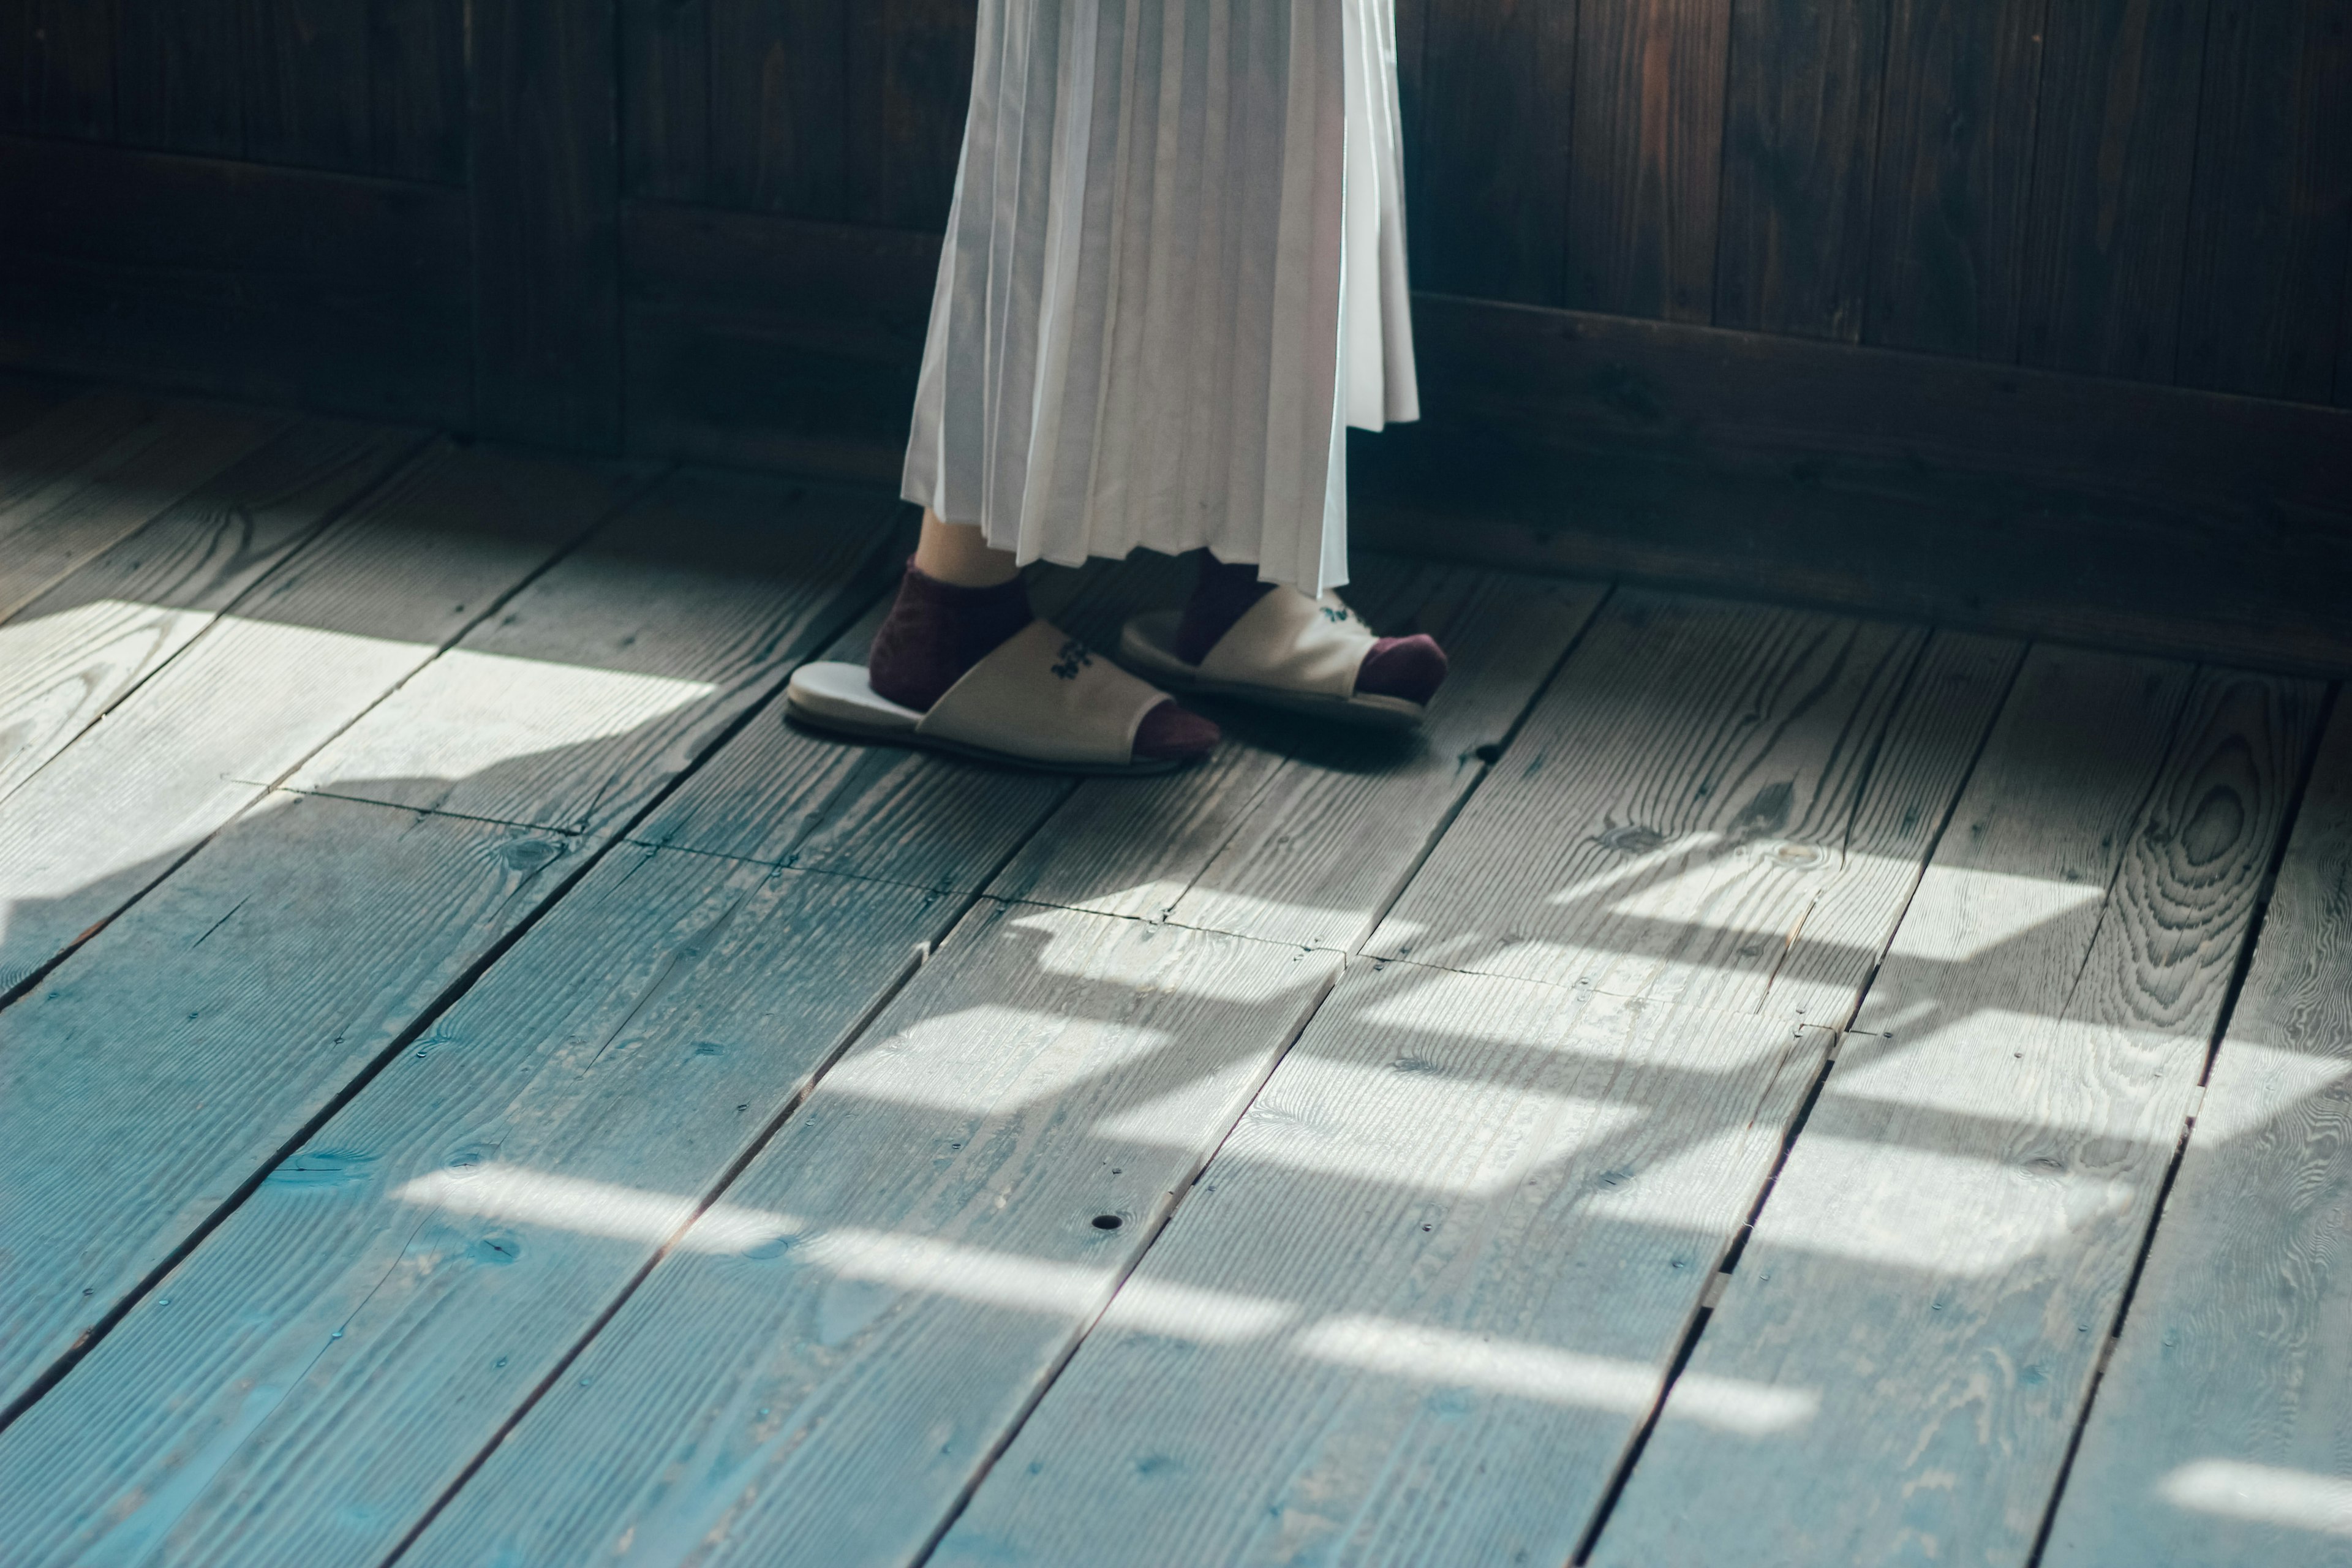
[0,417,424,807]
[1713,0,1890,341]
[0,442,640,997]
[2020,0,2214,381]
[0,464,886,1417]
[0,856,959,1568]
[627,581,1081,894]
[0,392,288,625]
[1415,0,1575,304]
[940,970,1831,1567]
[2174,0,2352,403]
[1863,0,2048,358]
[401,906,1341,1568]
[470,0,622,447]
[1368,594,2021,1017]
[285,469,896,837]
[1568,0,1734,322]
[982,554,1607,950]
[1591,655,2324,1566]
[2042,701,2352,1568]
[621,0,712,201]
[706,0,848,217]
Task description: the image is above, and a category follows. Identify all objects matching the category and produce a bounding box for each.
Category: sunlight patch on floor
[2160,1458,2352,1537]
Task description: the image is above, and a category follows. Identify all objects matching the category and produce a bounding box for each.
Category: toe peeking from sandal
[1119,584,1444,729]
[786,621,1216,775]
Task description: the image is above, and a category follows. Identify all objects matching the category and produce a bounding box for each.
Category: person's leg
[911,510,1020,588]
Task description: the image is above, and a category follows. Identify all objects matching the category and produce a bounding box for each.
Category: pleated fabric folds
[902,0,1417,594]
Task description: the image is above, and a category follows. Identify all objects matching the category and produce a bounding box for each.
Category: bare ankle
[912,508,1021,587]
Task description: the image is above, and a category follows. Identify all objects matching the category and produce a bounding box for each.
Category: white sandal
[1119,587,1428,729]
[786,620,1193,775]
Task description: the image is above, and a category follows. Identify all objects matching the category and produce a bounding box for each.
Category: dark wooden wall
[6,1,2351,663]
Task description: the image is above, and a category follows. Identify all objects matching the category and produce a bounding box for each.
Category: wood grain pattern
[622,0,711,200]
[2042,701,2352,1568]
[0,417,423,807]
[2021,0,2215,381]
[0,392,287,625]
[0,442,639,997]
[1415,0,1575,304]
[1591,654,2324,1567]
[985,554,1608,951]
[1367,594,2019,1017]
[707,0,848,217]
[1569,0,1735,322]
[939,969,1829,1568]
[469,0,623,448]
[404,906,1340,1568]
[285,468,895,837]
[0,453,883,1421]
[2174,0,2352,402]
[1714,0,1890,341]
[0,855,967,1568]
[1864,0,2049,357]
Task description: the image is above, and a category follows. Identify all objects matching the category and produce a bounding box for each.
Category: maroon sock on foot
[867,558,1035,711]
[1176,553,1276,665]
[1356,633,1449,705]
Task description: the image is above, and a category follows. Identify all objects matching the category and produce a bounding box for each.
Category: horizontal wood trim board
[0,136,472,425]
[622,204,2352,673]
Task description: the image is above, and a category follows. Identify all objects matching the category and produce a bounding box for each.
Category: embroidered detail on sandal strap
[1197,586,1373,698]
[918,619,1167,766]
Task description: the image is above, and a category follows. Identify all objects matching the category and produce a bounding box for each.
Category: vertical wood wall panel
[244,0,373,173]
[471,0,622,448]
[708,0,848,217]
[2174,0,2352,402]
[622,0,712,201]
[1864,0,2047,357]
[1714,0,1891,340]
[2021,0,2214,381]
[1417,0,1575,305]
[368,0,468,183]
[115,0,245,158]
[1569,0,1735,322]
[873,0,976,231]
[5,0,118,138]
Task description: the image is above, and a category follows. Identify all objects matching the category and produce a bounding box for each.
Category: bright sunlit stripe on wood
[2160,1459,2352,1537]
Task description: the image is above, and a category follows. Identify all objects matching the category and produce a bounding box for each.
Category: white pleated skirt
[901,0,1418,594]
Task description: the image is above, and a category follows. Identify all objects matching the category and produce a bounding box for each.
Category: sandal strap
[1198,587,1372,698]
[917,619,1167,766]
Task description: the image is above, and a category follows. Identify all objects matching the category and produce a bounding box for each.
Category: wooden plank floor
[0,375,2345,1568]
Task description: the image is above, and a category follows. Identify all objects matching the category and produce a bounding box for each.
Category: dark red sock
[1356,633,1448,705]
[1176,554,1276,665]
[867,559,1035,711]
